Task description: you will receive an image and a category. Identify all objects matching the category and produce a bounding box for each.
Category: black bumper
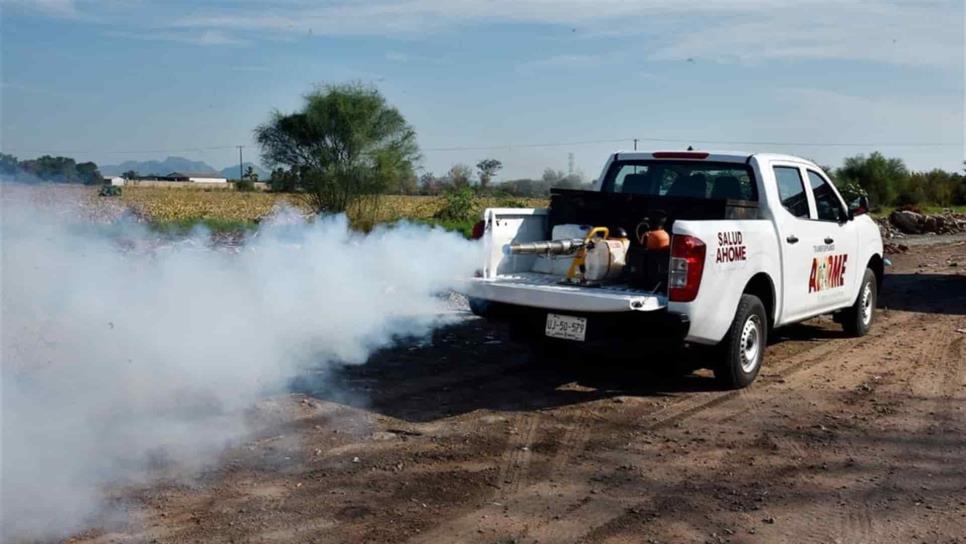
[480,301,690,345]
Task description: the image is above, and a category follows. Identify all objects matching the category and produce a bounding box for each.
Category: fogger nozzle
[505,239,586,255]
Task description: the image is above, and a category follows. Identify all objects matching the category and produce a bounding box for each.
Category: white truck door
[772,164,821,323]
[803,169,858,311]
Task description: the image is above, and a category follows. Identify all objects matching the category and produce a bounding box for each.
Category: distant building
[104,176,125,186]
[166,171,228,183]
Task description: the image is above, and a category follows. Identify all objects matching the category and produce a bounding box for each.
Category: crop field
[111,187,546,231]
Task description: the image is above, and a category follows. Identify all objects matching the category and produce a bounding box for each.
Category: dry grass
[117,187,547,227]
[121,187,303,222]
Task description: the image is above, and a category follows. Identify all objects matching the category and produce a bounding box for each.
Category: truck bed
[467,272,666,313]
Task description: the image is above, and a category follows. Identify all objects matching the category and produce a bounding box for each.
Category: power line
[420,138,631,152]
[629,136,961,148]
[4,136,961,157]
[423,137,961,152]
[2,145,241,155]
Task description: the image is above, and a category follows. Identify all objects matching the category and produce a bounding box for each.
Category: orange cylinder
[646,228,670,251]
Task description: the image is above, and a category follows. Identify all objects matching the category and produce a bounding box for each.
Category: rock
[883,242,908,254]
[890,210,924,234]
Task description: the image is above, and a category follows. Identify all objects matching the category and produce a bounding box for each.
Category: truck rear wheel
[840,268,876,337]
[468,297,491,318]
[714,294,766,389]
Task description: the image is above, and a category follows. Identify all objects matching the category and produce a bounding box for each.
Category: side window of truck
[773,166,809,218]
[807,171,845,222]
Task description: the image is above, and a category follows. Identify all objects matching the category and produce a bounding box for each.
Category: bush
[434,185,477,222]
[235,178,255,192]
[835,178,868,207]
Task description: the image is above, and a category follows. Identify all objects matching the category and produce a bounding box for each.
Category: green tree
[836,152,908,207]
[122,170,139,180]
[235,166,258,192]
[446,164,473,188]
[76,162,103,185]
[542,167,585,190]
[418,172,444,195]
[255,82,419,214]
[267,167,298,192]
[0,153,18,176]
[476,158,502,188]
[907,169,962,207]
[19,155,78,182]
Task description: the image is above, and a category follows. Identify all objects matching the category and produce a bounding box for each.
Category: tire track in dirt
[645,309,916,432]
[496,413,540,498]
[844,321,952,543]
[830,325,946,544]
[411,310,921,544]
[774,313,962,544]
[531,309,925,543]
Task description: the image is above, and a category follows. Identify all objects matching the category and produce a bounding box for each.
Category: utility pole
[237,145,244,180]
[568,153,575,176]
[633,138,638,150]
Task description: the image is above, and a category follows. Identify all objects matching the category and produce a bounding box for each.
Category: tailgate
[466,272,666,313]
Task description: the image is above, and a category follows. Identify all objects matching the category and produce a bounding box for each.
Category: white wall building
[167,171,228,183]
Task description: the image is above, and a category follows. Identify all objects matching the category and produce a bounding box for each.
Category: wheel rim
[860,281,874,326]
[739,315,762,373]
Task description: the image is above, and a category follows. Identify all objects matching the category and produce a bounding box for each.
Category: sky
[1,0,963,181]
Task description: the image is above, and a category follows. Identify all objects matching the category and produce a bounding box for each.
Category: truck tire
[840,268,876,337]
[468,297,491,318]
[714,294,766,389]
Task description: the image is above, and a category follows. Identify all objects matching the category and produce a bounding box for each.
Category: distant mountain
[100,156,217,177]
[100,156,270,180]
[219,162,270,181]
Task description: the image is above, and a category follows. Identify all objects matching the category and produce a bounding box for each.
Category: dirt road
[75,240,965,544]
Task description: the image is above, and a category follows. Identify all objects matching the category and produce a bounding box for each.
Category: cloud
[104,29,246,46]
[517,53,607,72]
[161,0,961,68]
[384,50,449,65]
[2,0,80,18]
[4,1,963,68]
[645,1,963,68]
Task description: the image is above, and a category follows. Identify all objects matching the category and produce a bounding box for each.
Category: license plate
[545,313,587,342]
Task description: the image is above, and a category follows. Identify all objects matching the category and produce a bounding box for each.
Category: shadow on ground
[292,269,964,423]
[290,317,727,423]
[878,273,965,316]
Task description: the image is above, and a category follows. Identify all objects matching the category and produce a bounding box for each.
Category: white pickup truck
[463,150,884,388]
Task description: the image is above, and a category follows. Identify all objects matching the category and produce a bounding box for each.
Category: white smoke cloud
[0,187,481,540]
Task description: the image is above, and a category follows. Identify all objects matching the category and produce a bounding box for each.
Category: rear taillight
[470,220,486,240]
[668,235,706,302]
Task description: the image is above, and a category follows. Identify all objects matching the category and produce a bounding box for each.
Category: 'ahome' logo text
[808,254,847,293]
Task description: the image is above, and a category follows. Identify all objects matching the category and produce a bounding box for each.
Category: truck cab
[463,150,884,388]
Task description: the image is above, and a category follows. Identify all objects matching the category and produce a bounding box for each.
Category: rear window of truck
[602,160,758,201]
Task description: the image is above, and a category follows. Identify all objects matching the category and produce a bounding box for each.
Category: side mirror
[848,196,869,220]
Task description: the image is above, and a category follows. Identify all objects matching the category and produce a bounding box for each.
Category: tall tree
[476,158,502,188]
[0,153,18,176]
[255,83,420,213]
[19,155,78,182]
[446,164,473,188]
[836,152,908,207]
[76,162,103,185]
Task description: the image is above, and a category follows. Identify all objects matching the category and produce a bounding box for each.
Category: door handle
[824,237,834,244]
[786,235,799,244]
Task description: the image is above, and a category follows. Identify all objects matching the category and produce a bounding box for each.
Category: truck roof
[613,150,820,167]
